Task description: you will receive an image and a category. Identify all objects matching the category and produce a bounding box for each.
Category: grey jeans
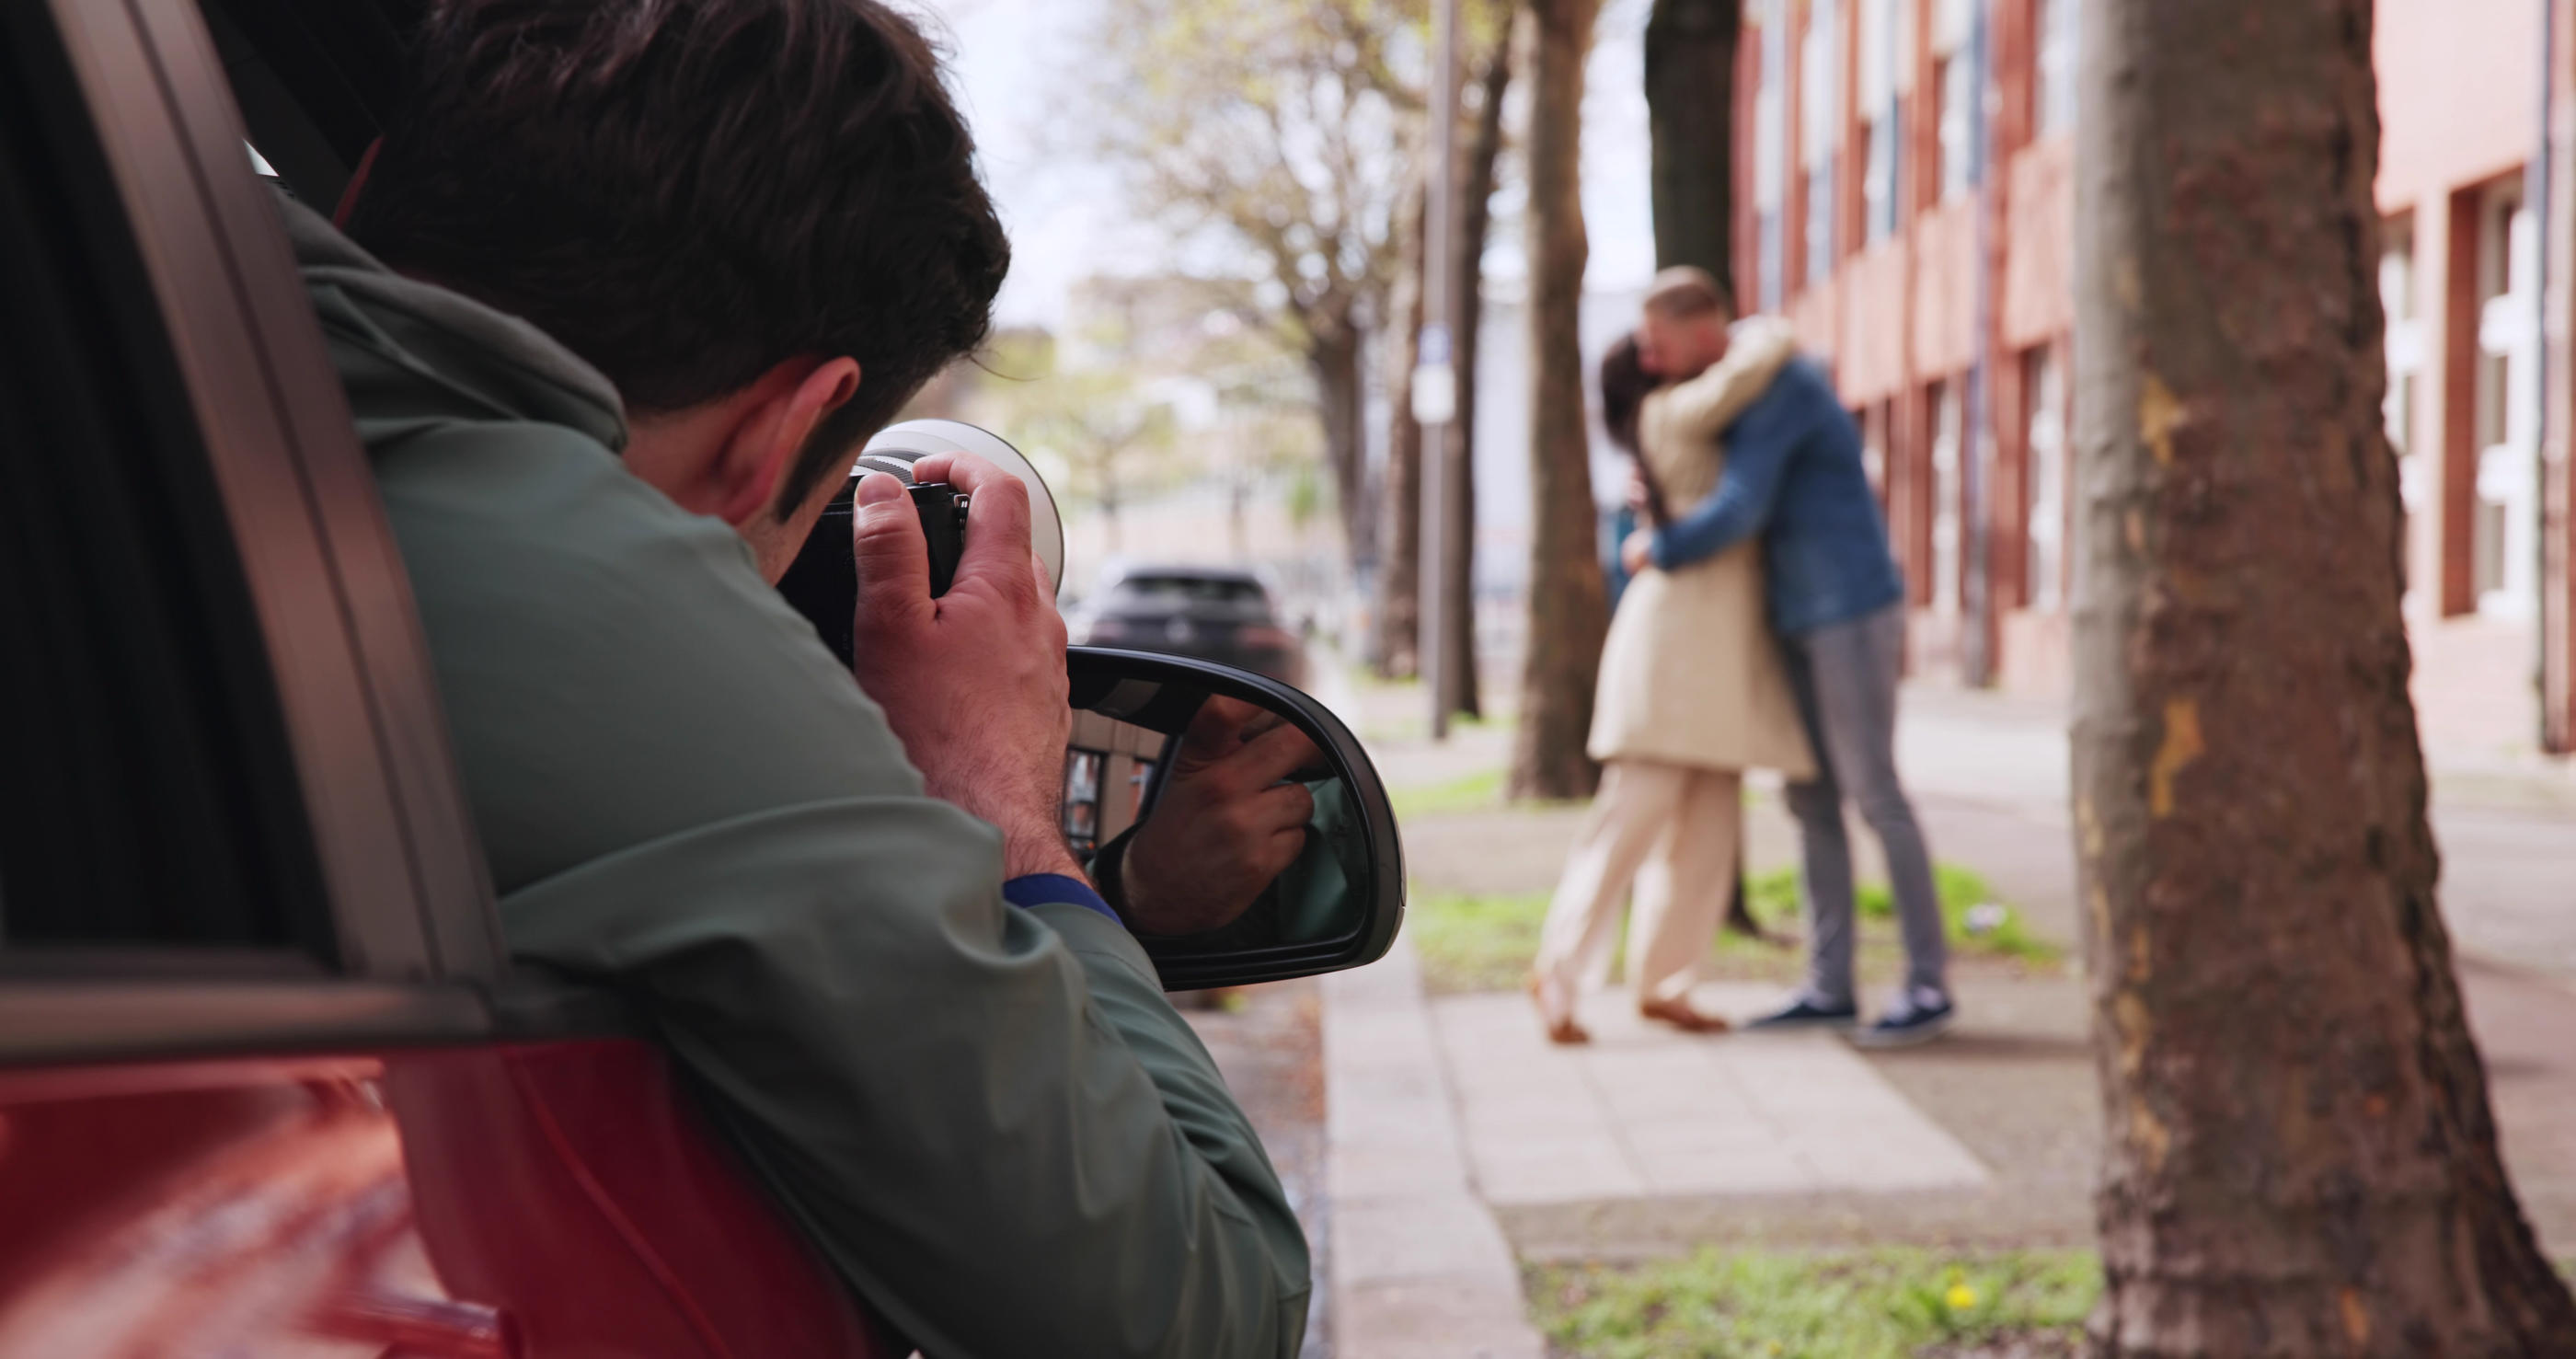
[1778,604,1946,1004]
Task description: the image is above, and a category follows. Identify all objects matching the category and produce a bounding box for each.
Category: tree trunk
[1377,185,1429,679]
[1643,0,1738,293]
[1442,31,1512,721]
[1308,323,1371,577]
[1510,0,1606,801]
[2072,1,2576,1354]
[1642,0,1756,934]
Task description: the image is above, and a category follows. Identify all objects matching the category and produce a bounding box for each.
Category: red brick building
[1732,0,2576,755]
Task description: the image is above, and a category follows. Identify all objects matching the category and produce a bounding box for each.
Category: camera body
[776,478,953,672]
[910,480,971,597]
[857,420,1062,593]
[776,420,1058,669]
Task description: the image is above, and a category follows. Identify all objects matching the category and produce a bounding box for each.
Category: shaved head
[1637,267,1734,379]
[1642,266,1731,322]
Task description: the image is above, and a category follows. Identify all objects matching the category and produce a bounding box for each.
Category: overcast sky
[903,0,1661,330]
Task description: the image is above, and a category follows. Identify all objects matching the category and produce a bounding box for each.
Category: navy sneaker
[1743,992,1860,1031]
[1851,986,1956,1049]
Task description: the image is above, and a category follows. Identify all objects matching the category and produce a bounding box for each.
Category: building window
[2382,213,2422,599]
[1061,750,1103,854]
[1755,1,1787,253]
[1760,210,1784,312]
[1807,161,1835,283]
[1864,107,1901,242]
[1802,0,1841,164]
[2024,348,2067,612]
[1932,379,1963,616]
[1754,2,1788,310]
[1863,399,1891,496]
[2474,180,2537,614]
[1801,0,1841,282]
[1937,54,1974,201]
[2035,0,2077,137]
[1859,0,1906,243]
[1931,0,1974,201]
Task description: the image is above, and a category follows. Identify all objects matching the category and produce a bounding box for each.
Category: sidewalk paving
[1319,670,2576,1352]
[1324,935,1545,1359]
[1432,985,1987,1207]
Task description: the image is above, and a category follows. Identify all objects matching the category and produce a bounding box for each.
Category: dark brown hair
[346,0,1010,516]
[1599,334,1668,522]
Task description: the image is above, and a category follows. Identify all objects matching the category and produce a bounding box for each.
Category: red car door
[0,3,895,1353]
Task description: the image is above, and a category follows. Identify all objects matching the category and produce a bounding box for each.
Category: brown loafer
[1639,997,1731,1034]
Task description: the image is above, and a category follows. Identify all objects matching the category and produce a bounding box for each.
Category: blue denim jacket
[1649,358,1905,637]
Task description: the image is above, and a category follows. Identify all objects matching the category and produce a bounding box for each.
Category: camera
[909,480,971,597]
[776,420,1062,669]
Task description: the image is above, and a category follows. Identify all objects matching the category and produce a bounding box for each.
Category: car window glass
[200,0,410,209]
[1112,577,1272,608]
[0,8,332,961]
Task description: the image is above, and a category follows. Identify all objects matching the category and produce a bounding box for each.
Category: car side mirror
[1064,646,1404,991]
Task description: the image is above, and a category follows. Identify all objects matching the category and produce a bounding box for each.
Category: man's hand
[1624,465,1655,517]
[1120,697,1322,936]
[850,452,1080,881]
[1620,528,1656,578]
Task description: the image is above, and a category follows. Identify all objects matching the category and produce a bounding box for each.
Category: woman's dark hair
[346,0,1011,517]
[1598,334,1667,521]
[1598,334,1653,455]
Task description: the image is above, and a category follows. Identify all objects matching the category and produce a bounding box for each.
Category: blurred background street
[1281,662,2576,1357]
[902,0,2576,1350]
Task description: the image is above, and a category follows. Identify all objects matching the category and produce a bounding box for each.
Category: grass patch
[1410,888,1552,995]
[1387,765,1581,819]
[1390,766,1510,819]
[1349,667,1421,696]
[1391,770,2055,967]
[1529,1248,2099,1359]
[1745,866,2058,964]
[1409,865,2056,996]
[1403,887,1811,996]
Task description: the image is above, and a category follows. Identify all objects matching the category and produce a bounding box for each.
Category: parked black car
[1073,564,1307,686]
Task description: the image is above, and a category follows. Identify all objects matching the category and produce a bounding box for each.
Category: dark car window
[0,6,332,962]
[1111,576,1274,611]
[201,0,417,209]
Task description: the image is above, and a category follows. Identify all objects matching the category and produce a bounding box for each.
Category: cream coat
[1586,318,1816,779]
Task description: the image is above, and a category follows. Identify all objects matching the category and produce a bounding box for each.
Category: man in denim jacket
[1624,268,1954,1047]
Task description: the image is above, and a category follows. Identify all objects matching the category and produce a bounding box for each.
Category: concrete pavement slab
[1335,1279,1547,1359]
[1184,979,1330,1357]
[1430,986,1990,1210]
[1323,936,1544,1359]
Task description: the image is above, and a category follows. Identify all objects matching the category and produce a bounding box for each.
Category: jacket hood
[278,188,627,452]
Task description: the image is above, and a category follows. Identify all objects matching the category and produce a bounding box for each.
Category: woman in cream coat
[1527,322,1814,1042]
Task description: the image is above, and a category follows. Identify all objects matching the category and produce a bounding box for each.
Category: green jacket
[282,193,1308,1357]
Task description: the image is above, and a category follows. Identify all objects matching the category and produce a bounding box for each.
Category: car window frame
[0,0,505,1062]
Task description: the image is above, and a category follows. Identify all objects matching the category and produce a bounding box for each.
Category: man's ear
[713,356,862,527]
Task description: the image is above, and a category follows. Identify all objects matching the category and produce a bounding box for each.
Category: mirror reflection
[1064,684,1367,950]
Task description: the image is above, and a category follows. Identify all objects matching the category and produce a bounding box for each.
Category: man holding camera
[290,0,1309,1353]
[1626,268,1954,1048]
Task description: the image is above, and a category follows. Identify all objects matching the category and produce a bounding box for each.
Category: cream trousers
[1530,759,1742,1016]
